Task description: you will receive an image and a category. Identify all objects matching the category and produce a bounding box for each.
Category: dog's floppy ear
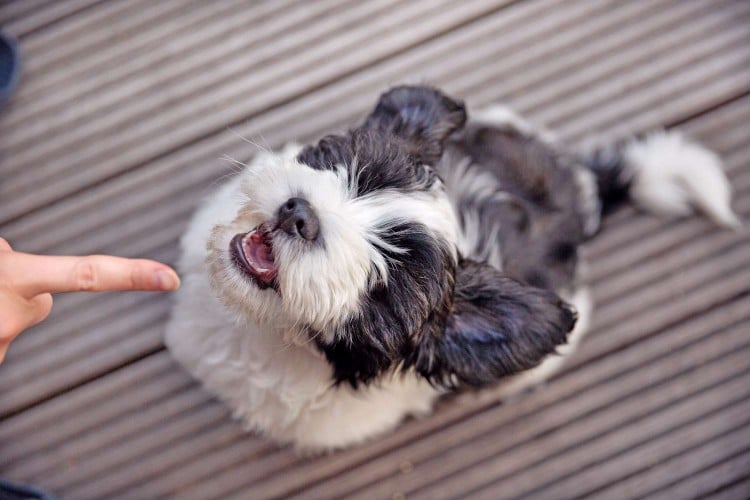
[411,260,577,387]
[363,85,466,165]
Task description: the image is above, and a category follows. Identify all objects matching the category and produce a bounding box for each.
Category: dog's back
[441,107,592,294]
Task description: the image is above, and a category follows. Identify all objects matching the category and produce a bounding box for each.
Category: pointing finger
[11,253,181,297]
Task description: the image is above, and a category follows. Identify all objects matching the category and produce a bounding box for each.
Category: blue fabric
[0,479,57,500]
[0,30,20,106]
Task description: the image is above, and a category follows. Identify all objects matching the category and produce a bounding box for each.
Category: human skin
[0,237,180,363]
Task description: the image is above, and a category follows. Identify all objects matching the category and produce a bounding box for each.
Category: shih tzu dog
[165,86,739,451]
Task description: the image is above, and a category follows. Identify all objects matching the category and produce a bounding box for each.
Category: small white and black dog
[165,86,739,451]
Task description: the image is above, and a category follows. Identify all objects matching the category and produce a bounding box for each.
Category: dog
[165,86,739,451]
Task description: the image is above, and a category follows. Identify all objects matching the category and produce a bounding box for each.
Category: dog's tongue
[236,230,276,286]
[245,232,274,269]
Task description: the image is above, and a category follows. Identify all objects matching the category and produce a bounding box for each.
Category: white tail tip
[624,131,741,229]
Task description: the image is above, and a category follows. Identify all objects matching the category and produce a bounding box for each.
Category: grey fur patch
[441,116,590,292]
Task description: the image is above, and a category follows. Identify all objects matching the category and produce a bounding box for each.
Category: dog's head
[207,86,576,388]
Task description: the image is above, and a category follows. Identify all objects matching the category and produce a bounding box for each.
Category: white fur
[439,154,508,270]
[204,145,457,340]
[165,154,439,450]
[168,109,738,452]
[472,104,557,144]
[625,131,741,228]
[211,144,380,334]
[167,178,582,448]
[573,166,602,237]
[166,272,439,451]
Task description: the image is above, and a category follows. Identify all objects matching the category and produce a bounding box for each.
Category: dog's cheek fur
[316,222,456,387]
[411,260,577,388]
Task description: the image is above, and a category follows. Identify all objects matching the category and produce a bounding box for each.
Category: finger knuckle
[129,263,144,290]
[72,259,98,291]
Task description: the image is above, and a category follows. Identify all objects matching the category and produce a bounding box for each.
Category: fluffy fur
[165,86,739,451]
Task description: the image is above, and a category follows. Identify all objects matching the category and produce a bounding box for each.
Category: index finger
[12,253,181,297]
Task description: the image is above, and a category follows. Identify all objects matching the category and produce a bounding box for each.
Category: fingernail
[155,268,181,291]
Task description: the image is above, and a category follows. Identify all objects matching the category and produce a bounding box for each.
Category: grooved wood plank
[0,0,740,262]
[0,0,343,145]
[3,0,634,145]
[0,0,690,413]
[4,137,745,417]
[2,0,748,243]
[0,0,53,25]
[0,0,634,248]
[595,437,750,500]
[306,323,750,500]
[1,0,104,38]
[0,0,514,223]
[0,355,185,468]
[705,477,750,500]
[32,389,219,487]
[7,0,748,227]
[74,422,267,499]
[466,395,750,500]
[0,0,395,167]
[1,1,749,498]
[5,291,750,498]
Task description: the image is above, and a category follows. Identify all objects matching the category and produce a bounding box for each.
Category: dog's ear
[411,260,577,387]
[363,85,466,165]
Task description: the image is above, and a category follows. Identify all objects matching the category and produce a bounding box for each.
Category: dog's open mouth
[230,226,277,289]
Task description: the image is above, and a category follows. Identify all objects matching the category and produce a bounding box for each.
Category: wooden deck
[1,1,749,498]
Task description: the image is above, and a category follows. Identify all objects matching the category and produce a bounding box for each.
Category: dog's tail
[581,131,740,229]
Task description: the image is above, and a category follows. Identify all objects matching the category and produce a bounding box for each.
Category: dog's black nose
[277,197,320,241]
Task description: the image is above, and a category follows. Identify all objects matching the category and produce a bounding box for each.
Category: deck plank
[1,1,749,498]
[1,0,105,38]
[596,435,750,500]
[286,313,750,500]
[0,0,516,222]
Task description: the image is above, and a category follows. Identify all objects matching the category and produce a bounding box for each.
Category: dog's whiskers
[228,127,272,154]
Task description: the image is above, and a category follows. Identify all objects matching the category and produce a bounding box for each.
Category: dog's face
[207,86,576,388]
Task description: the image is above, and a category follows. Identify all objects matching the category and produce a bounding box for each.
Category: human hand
[0,237,180,363]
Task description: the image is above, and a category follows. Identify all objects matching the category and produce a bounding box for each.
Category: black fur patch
[297,128,437,197]
[410,260,577,388]
[297,85,466,197]
[580,141,632,214]
[364,85,466,166]
[303,86,469,387]
[316,222,455,387]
